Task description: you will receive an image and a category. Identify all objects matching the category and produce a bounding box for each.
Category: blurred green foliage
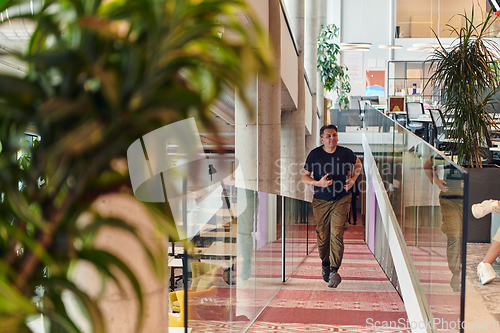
[0,0,273,332]
[317,24,350,110]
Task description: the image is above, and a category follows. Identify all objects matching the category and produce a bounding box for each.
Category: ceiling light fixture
[339,46,371,51]
[339,42,372,48]
[378,44,403,49]
[339,42,372,51]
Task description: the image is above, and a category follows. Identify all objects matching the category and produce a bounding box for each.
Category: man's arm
[423,157,448,192]
[344,157,362,191]
[301,169,332,187]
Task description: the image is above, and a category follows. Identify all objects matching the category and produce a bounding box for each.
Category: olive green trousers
[312,194,352,269]
[439,196,463,275]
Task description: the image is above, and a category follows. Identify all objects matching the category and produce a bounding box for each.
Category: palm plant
[427,8,500,167]
[0,0,273,332]
[317,23,351,110]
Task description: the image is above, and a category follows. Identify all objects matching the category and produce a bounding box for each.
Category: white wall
[396,0,488,38]
[340,0,391,102]
[280,8,299,109]
[305,77,312,134]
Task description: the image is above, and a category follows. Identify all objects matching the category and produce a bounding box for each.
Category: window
[396,0,498,38]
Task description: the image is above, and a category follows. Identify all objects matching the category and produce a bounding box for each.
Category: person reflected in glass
[237,188,258,281]
[347,170,360,225]
[424,156,463,292]
[301,125,362,288]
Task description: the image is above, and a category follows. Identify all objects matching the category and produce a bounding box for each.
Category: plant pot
[466,164,500,242]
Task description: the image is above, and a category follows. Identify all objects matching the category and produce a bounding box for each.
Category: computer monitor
[361,95,379,104]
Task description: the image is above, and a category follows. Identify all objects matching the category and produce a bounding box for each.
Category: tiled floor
[172,227,500,332]
[247,225,410,333]
[464,243,500,332]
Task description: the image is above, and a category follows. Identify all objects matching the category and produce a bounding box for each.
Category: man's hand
[317,174,333,187]
[435,178,449,192]
[301,169,332,187]
[344,178,355,191]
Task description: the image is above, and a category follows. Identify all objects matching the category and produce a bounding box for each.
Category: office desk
[490,146,500,161]
[168,258,183,291]
[410,116,433,143]
[373,105,388,112]
[195,242,238,261]
[387,111,406,125]
[200,242,237,255]
[388,111,406,116]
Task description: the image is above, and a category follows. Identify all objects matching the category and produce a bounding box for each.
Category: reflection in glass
[356,105,466,330]
[424,155,463,292]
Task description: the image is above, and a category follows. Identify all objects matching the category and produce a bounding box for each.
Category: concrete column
[389,0,395,60]
[281,0,306,200]
[304,0,318,97]
[303,0,317,197]
[316,0,326,126]
[235,0,281,195]
[304,111,317,202]
[258,0,281,195]
[235,78,258,191]
[305,0,319,132]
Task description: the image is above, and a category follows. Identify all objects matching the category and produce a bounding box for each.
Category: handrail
[355,105,467,333]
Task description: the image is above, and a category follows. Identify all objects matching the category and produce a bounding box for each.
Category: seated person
[472,199,500,285]
[190,263,235,291]
[187,263,248,322]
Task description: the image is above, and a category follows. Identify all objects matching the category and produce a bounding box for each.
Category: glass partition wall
[172,104,467,332]
[169,185,314,332]
[282,197,315,281]
[332,105,467,332]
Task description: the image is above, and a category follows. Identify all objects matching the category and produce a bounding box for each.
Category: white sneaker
[477,262,496,285]
[472,200,499,219]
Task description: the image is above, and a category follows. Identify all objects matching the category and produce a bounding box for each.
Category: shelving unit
[387,61,437,110]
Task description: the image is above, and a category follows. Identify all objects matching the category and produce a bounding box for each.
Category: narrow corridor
[247,226,410,333]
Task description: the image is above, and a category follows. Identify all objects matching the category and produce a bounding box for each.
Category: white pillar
[281,0,306,200]
[235,0,281,195]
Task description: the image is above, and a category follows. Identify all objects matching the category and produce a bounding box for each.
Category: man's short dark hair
[320,124,338,137]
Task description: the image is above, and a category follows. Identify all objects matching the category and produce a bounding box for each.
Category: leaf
[42,277,105,333]
[0,0,274,331]
[427,7,500,167]
[317,24,350,109]
[75,249,144,333]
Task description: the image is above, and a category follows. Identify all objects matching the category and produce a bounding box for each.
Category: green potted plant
[427,8,500,167]
[0,0,273,332]
[428,8,500,243]
[317,23,351,110]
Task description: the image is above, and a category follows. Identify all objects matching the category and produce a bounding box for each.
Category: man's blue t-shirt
[304,145,357,201]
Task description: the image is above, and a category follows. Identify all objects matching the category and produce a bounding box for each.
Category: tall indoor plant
[427,8,500,167]
[317,23,351,110]
[0,0,273,332]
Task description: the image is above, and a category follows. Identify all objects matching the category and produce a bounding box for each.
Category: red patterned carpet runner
[247,225,411,333]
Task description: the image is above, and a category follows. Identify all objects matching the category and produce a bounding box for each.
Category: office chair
[361,95,379,105]
[482,131,495,164]
[405,102,425,137]
[429,108,455,155]
[357,100,367,129]
[168,286,218,327]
